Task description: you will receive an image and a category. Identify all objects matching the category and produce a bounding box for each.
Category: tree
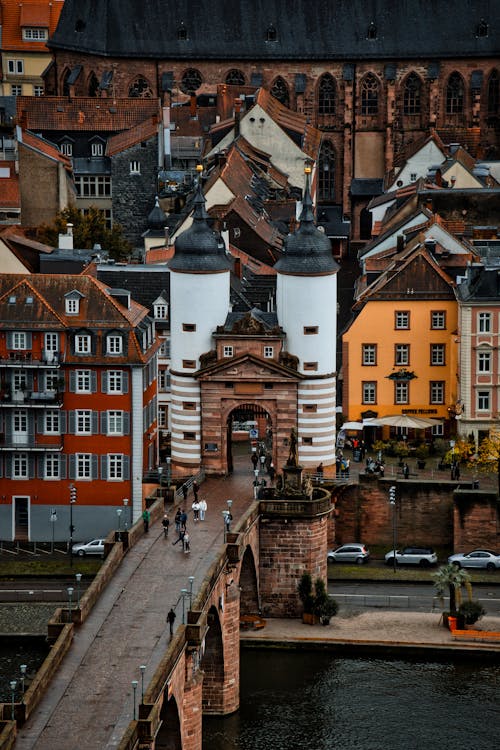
[432,563,472,614]
[470,428,500,495]
[31,206,132,261]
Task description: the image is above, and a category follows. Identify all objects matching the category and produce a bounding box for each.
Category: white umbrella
[363,414,442,429]
[340,421,364,430]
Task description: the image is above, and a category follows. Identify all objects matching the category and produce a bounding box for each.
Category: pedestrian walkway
[16,453,257,750]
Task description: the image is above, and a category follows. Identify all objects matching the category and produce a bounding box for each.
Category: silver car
[448,549,500,571]
[72,538,106,557]
[385,546,437,567]
[328,543,370,565]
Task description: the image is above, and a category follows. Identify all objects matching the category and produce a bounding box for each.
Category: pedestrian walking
[162,514,170,538]
[345,458,350,478]
[259,453,266,471]
[172,529,184,546]
[269,463,276,482]
[199,497,207,521]
[180,509,188,531]
[183,531,190,553]
[167,607,176,637]
[142,508,151,533]
[251,452,258,469]
[403,462,410,479]
[192,480,199,501]
[192,499,200,521]
[182,483,188,502]
[174,508,182,534]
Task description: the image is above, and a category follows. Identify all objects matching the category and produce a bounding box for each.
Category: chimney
[396,234,404,253]
[234,98,242,137]
[424,239,436,254]
[234,257,242,279]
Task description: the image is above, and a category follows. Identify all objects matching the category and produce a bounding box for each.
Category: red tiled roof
[1,0,64,51]
[18,129,72,170]
[106,116,160,156]
[16,97,161,132]
[145,247,174,264]
[0,162,20,208]
[255,89,322,160]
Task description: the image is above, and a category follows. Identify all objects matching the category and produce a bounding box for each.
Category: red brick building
[0,273,158,542]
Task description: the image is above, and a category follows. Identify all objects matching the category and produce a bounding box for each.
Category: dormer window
[23,27,48,41]
[60,141,73,157]
[178,22,188,40]
[266,24,277,42]
[90,139,104,156]
[367,22,377,40]
[107,334,123,355]
[65,290,83,315]
[154,303,168,320]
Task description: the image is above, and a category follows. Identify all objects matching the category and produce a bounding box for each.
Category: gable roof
[16,127,73,170]
[106,116,160,156]
[1,0,64,51]
[195,351,303,381]
[50,1,499,60]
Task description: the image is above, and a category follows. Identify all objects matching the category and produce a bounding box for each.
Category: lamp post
[19,665,27,696]
[67,586,74,621]
[10,680,16,720]
[139,665,146,702]
[158,466,163,502]
[181,588,189,624]
[50,509,57,553]
[75,573,82,609]
[166,456,171,487]
[116,508,122,541]
[389,485,397,573]
[123,498,129,530]
[131,680,138,720]
[222,510,229,543]
[69,484,77,567]
[188,576,195,609]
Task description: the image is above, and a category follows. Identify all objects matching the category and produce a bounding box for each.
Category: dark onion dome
[169,183,232,273]
[147,196,168,231]
[275,172,339,275]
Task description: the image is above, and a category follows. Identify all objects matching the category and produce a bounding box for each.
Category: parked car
[327,543,370,565]
[385,546,437,567]
[71,538,106,557]
[448,549,500,571]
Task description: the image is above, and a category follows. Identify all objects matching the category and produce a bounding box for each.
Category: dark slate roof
[221,308,279,332]
[456,266,500,302]
[147,196,168,230]
[97,265,171,308]
[316,205,350,238]
[275,176,338,275]
[50,1,499,59]
[350,178,385,197]
[169,183,232,272]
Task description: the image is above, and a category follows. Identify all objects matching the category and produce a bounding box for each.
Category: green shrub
[458,600,486,625]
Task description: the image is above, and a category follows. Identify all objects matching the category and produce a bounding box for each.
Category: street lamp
[158,466,163,501]
[139,665,146,702]
[116,508,123,541]
[188,576,195,609]
[222,510,229,543]
[131,680,138,720]
[69,484,77,567]
[10,680,17,720]
[123,498,129,530]
[50,509,57,553]
[166,456,171,486]
[19,665,27,696]
[181,588,189,624]
[67,587,74,621]
[75,573,82,609]
[389,485,397,573]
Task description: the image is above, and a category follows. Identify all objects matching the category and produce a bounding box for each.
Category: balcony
[1,351,63,367]
[0,433,63,451]
[1,390,63,407]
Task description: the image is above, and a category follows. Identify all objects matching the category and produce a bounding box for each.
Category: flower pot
[302,612,319,625]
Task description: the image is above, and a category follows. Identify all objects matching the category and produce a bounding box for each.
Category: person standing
[142,508,151,533]
[259,453,266,472]
[192,480,199,502]
[199,497,207,521]
[403,462,410,479]
[180,509,188,531]
[192,499,200,522]
[182,484,188,502]
[251,452,258,470]
[167,607,176,637]
[183,530,190,554]
[174,508,182,535]
[269,463,276,483]
[162,514,170,538]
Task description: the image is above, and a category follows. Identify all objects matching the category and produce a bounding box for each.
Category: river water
[203,649,500,750]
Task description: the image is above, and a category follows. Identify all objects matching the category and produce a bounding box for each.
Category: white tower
[168,179,231,471]
[275,169,338,468]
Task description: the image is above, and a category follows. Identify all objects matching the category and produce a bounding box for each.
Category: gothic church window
[226,69,246,86]
[487,70,499,114]
[128,76,153,98]
[266,24,277,42]
[180,68,202,94]
[361,73,379,115]
[318,141,335,201]
[88,72,99,97]
[62,69,71,97]
[446,73,464,114]
[318,74,336,115]
[271,76,289,107]
[403,73,421,115]
[178,22,188,40]
[367,22,377,40]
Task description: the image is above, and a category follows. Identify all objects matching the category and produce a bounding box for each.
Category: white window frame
[395,344,410,366]
[12,332,27,350]
[45,370,58,391]
[108,454,124,480]
[107,411,123,435]
[44,333,59,352]
[60,142,73,157]
[66,297,79,314]
[223,346,234,358]
[477,390,490,411]
[13,370,28,391]
[13,453,28,479]
[477,350,492,373]
[76,370,91,393]
[362,382,377,404]
[154,304,168,319]
[362,344,377,365]
[11,85,22,96]
[91,142,104,156]
[45,410,60,434]
[33,85,44,97]
[432,423,444,436]
[395,381,409,404]
[45,454,60,479]
[395,311,410,329]
[76,410,92,435]
[8,59,24,75]
[264,346,274,358]
[430,381,445,404]
[158,406,168,428]
[75,334,91,354]
[74,175,111,197]
[431,311,446,329]
[430,344,445,366]
[23,28,48,41]
[130,160,141,174]
[107,335,123,355]
[478,312,491,333]
[107,371,123,394]
[76,453,92,480]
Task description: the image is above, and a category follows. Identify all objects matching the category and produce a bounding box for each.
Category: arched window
[318,141,336,201]
[361,73,379,115]
[180,68,202,94]
[487,70,499,115]
[271,77,289,107]
[61,68,71,97]
[446,73,464,114]
[177,22,188,40]
[88,72,99,97]
[266,24,277,42]
[226,69,246,86]
[318,74,336,115]
[403,73,422,115]
[128,76,153,98]
[367,22,377,40]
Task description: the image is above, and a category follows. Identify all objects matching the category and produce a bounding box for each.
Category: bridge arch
[226,403,273,474]
[156,694,181,749]
[239,544,259,616]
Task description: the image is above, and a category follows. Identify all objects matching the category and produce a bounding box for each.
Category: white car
[448,549,500,571]
[328,543,370,565]
[71,538,106,557]
[385,546,437,567]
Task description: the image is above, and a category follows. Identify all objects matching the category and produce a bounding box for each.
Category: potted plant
[432,563,472,628]
[313,578,339,625]
[298,572,316,624]
[458,600,486,626]
[394,441,409,466]
[415,444,429,469]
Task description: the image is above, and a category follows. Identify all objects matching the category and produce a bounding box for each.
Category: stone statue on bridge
[286,427,298,467]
